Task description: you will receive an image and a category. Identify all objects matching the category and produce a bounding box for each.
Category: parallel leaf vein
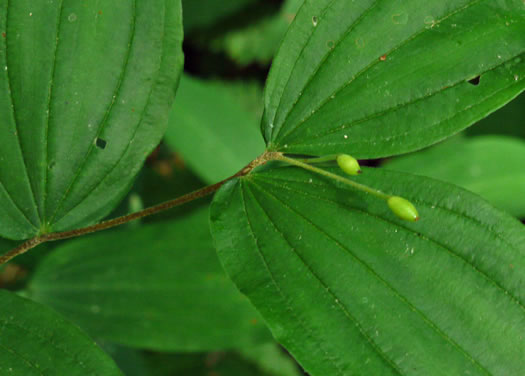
[250,179,492,374]
[52,0,168,225]
[247,182,403,375]
[47,0,138,226]
[273,0,484,146]
[42,0,66,222]
[1,319,90,372]
[287,51,524,146]
[1,0,40,229]
[0,342,44,376]
[258,174,525,314]
[239,182,346,376]
[268,0,339,141]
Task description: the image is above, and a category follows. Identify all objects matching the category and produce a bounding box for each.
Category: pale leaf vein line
[259,174,525,315]
[42,0,65,222]
[1,0,40,229]
[52,0,167,225]
[250,180,491,375]
[288,51,524,146]
[268,0,339,141]
[47,0,138,225]
[240,182,346,376]
[274,0,484,144]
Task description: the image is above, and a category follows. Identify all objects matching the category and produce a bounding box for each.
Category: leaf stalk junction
[0,151,418,265]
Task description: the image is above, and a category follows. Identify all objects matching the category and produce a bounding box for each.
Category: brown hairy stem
[0,151,282,266]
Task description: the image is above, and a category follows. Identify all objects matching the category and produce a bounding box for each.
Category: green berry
[387,196,420,222]
[336,154,361,176]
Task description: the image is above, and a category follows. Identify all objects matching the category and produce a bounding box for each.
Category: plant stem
[277,155,390,200]
[0,151,282,266]
[293,154,339,164]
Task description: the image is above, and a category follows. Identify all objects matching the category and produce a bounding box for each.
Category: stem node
[0,151,281,266]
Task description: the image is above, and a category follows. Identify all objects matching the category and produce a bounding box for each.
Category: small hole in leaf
[468,76,481,86]
[96,138,107,149]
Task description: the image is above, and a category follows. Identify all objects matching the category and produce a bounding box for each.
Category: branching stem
[0,151,282,266]
[276,155,390,200]
[1,150,401,265]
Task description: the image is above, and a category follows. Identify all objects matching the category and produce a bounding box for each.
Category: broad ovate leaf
[0,289,122,376]
[26,208,271,351]
[386,135,525,218]
[165,75,265,183]
[0,0,184,240]
[210,166,525,375]
[262,0,525,157]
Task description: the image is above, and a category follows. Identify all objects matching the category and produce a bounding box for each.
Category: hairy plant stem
[276,155,391,200]
[0,151,282,266]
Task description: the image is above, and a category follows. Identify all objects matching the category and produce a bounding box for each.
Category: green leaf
[386,135,525,218]
[0,236,15,257]
[210,166,525,375]
[238,343,301,376]
[262,0,525,158]
[209,0,304,66]
[111,155,207,225]
[25,208,271,351]
[467,91,525,139]
[182,0,257,33]
[0,0,184,240]
[0,289,122,376]
[137,344,300,376]
[165,75,265,183]
[100,344,150,376]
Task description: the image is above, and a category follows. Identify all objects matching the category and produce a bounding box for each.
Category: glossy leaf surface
[165,75,265,183]
[26,209,271,351]
[386,136,525,218]
[210,166,525,375]
[0,0,184,240]
[262,0,525,157]
[0,289,121,376]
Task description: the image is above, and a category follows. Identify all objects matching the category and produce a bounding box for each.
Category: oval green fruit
[336,154,362,176]
[387,196,420,222]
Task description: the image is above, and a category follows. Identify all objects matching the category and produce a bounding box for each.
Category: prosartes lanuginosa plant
[1,0,525,375]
